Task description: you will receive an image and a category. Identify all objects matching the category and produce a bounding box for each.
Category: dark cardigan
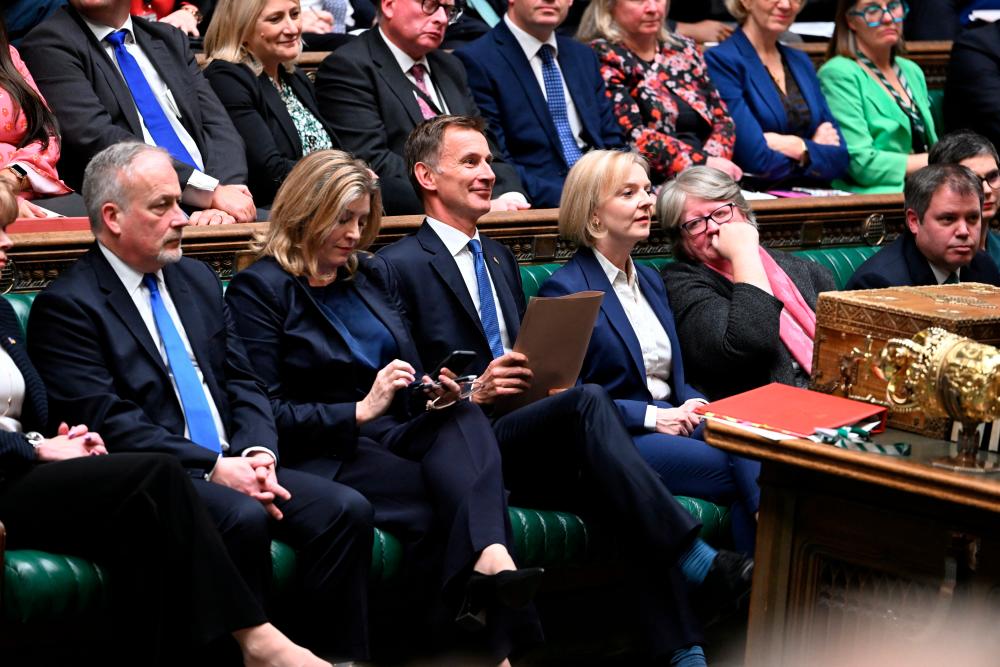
[662,249,835,400]
[0,297,49,480]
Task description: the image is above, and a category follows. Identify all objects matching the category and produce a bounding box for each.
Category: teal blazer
[818,55,937,193]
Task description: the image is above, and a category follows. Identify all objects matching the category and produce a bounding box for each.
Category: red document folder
[694,383,888,438]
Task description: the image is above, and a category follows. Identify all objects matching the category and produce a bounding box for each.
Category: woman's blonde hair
[656,165,755,261]
[204,0,301,75]
[724,0,808,25]
[558,150,650,247]
[260,150,382,278]
[826,0,906,61]
[577,0,680,47]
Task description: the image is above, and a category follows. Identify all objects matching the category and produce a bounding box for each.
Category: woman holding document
[225,150,541,664]
[538,150,759,553]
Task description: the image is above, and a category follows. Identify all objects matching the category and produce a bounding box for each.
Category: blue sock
[678,538,717,585]
[670,644,706,667]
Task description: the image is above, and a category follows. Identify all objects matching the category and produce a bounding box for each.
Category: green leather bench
[0,292,732,628]
[0,244,880,630]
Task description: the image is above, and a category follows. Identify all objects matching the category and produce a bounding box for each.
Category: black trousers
[191,464,373,661]
[297,401,542,662]
[0,453,265,664]
[493,384,704,657]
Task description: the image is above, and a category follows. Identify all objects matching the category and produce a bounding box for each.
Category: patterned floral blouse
[276,81,334,156]
[591,36,736,184]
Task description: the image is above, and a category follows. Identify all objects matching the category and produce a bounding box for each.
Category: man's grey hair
[82,142,169,234]
[905,163,984,224]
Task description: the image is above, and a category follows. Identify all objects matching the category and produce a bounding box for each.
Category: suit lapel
[369,30,426,126]
[262,71,302,154]
[557,39,600,148]
[494,24,561,155]
[416,222,487,339]
[736,31,788,132]
[66,6,144,136]
[352,268,416,361]
[901,233,938,285]
[91,248,169,375]
[636,267,685,398]
[577,249,646,386]
[427,51,468,115]
[133,24,198,137]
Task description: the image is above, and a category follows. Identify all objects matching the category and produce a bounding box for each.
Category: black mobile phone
[430,350,477,379]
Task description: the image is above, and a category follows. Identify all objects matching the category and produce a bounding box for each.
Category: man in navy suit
[26,142,373,662]
[379,115,753,666]
[313,0,529,215]
[455,0,624,208]
[847,164,1000,289]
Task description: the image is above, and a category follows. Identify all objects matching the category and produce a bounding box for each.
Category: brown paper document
[494,290,603,415]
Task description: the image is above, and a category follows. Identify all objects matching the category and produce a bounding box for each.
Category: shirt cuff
[182,170,219,209]
[203,454,222,481]
[241,446,277,465]
[497,191,528,205]
[644,404,658,431]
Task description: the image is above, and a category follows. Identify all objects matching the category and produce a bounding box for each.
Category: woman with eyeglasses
[658,166,835,402]
[204,0,341,206]
[226,150,542,666]
[577,0,742,186]
[705,0,849,189]
[538,152,760,556]
[817,0,937,193]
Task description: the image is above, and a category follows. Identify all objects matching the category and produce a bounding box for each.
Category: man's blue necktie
[143,274,221,453]
[538,45,583,168]
[105,30,197,167]
[468,239,505,359]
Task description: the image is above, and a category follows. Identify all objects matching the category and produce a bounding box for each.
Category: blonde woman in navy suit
[538,150,759,553]
[225,150,541,665]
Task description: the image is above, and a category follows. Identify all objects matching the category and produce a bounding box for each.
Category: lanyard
[854,50,927,150]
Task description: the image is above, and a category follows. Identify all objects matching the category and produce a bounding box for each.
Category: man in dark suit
[454,0,624,208]
[20,0,257,223]
[848,163,1000,289]
[26,142,373,662]
[379,115,752,666]
[313,0,529,215]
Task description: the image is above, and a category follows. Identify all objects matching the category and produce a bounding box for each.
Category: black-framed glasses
[680,202,738,236]
[420,0,464,24]
[848,0,908,27]
[982,169,1000,190]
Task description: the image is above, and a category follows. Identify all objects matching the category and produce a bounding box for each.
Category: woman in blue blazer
[226,151,541,663]
[705,0,848,188]
[538,151,759,553]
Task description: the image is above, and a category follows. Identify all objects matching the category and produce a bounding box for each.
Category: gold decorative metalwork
[862,213,886,246]
[879,328,1000,473]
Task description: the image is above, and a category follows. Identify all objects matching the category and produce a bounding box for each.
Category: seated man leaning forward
[313,0,530,215]
[26,142,373,663]
[379,114,753,667]
[21,0,257,223]
[847,163,1000,289]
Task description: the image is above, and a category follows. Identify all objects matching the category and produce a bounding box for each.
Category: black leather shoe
[694,550,753,625]
[455,567,545,631]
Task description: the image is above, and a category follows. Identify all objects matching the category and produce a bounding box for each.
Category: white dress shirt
[928,261,961,284]
[82,16,219,206]
[503,15,586,150]
[0,346,25,434]
[427,218,513,354]
[379,27,449,114]
[593,249,673,431]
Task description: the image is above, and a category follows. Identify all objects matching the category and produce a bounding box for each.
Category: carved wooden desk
[705,421,1000,666]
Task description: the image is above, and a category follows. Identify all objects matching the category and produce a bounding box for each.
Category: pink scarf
[707,248,816,374]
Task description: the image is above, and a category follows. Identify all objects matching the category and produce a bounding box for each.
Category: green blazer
[818,55,937,193]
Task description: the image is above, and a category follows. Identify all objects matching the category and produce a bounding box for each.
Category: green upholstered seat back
[519,246,881,297]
